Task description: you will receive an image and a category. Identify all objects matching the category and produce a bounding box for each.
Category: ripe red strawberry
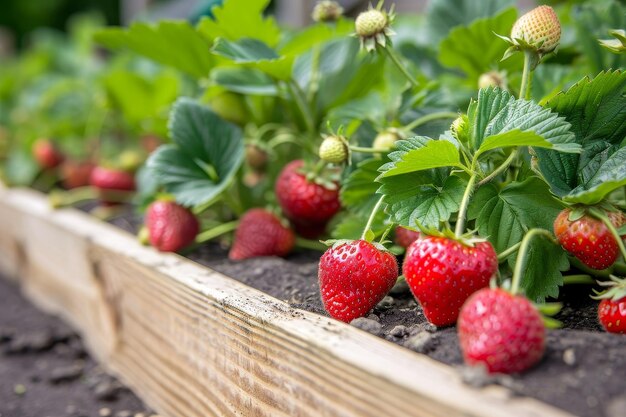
[458,288,546,374]
[229,209,295,260]
[32,139,64,169]
[60,160,95,189]
[594,275,626,334]
[275,160,340,238]
[394,226,420,248]
[319,240,398,322]
[403,236,497,326]
[145,200,199,252]
[598,298,626,334]
[554,208,626,270]
[89,166,136,205]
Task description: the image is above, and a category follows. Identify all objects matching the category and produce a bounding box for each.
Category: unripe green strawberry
[511,5,561,55]
[355,9,388,38]
[450,114,469,144]
[319,135,349,164]
[245,144,268,171]
[312,1,343,23]
[373,130,400,152]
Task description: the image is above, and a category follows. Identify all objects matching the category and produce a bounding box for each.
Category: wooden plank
[0,187,574,417]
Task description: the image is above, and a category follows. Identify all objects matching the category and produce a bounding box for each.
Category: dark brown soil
[0,276,152,417]
[190,242,626,417]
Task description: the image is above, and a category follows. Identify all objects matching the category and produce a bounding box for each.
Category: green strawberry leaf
[197,0,281,47]
[103,69,180,135]
[468,177,565,269]
[380,174,467,229]
[340,158,385,216]
[210,38,291,80]
[377,137,463,178]
[520,233,569,303]
[438,8,517,82]
[564,147,626,204]
[536,70,626,199]
[468,88,579,155]
[210,67,278,96]
[147,98,244,206]
[426,0,514,43]
[94,21,214,78]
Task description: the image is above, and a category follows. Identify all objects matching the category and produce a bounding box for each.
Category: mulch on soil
[0,276,153,417]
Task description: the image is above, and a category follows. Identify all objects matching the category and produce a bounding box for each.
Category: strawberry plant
[2,0,626,388]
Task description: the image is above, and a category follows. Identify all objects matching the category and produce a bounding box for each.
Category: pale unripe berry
[312,1,343,23]
[511,5,561,54]
[355,9,388,38]
[373,131,400,151]
[319,135,349,164]
[450,115,470,144]
[478,71,506,90]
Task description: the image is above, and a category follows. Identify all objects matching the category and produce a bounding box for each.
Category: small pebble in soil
[94,379,121,401]
[350,317,382,336]
[5,330,55,354]
[458,364,497,388]
[99,408,112,417]
[115,411,133,417]
[389,325,408,338]
[366,314,380,323]
[404,331,436,353]
[562,348,576,366]
[49,362,84,384]
[14,384,26,395]
[606,395,626,417]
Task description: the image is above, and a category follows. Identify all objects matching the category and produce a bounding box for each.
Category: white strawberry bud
[354,3,396,52]
[478,71,506,90]
[511,5,561,55]
[312,1,343,23]
[373,130,401,152]
[319,135,349,164]
[355,9,388,38]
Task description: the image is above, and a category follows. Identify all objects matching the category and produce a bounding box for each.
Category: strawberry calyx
[320,239,391,254]
[414,225,488,248]
[591,275,626,302]
[353,1,396,52]
[299,159,341,190]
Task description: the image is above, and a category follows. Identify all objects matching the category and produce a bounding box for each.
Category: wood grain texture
[0,188,574,417]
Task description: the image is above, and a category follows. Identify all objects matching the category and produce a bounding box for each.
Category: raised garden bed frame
[0,185,574,417]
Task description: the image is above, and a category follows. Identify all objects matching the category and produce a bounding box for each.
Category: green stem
[478,150,518,186]
[361,196,385,240]
[295,237,326,251]
[195,220,239,244]
[287,80,315,134]
[563,275,595,285]
[511,228,556,295]
[454,172,478,237]
[382,46,420,89]
[402,112,458,133]
[350,146,382,154]
[497,241,522,262]
[519,50,535,100]
[310,159,327,178]
[589,208,626,262]
[614,261,626,275]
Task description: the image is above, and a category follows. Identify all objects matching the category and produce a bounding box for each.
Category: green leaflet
[147,98,244,206]
[468,88,579,155]
[377,137,463,178]
[94,21,214,78]
[438,8,517,82]
[536,70,626,201]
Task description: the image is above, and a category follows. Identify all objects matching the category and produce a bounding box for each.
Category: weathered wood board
[0,187,574,417]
